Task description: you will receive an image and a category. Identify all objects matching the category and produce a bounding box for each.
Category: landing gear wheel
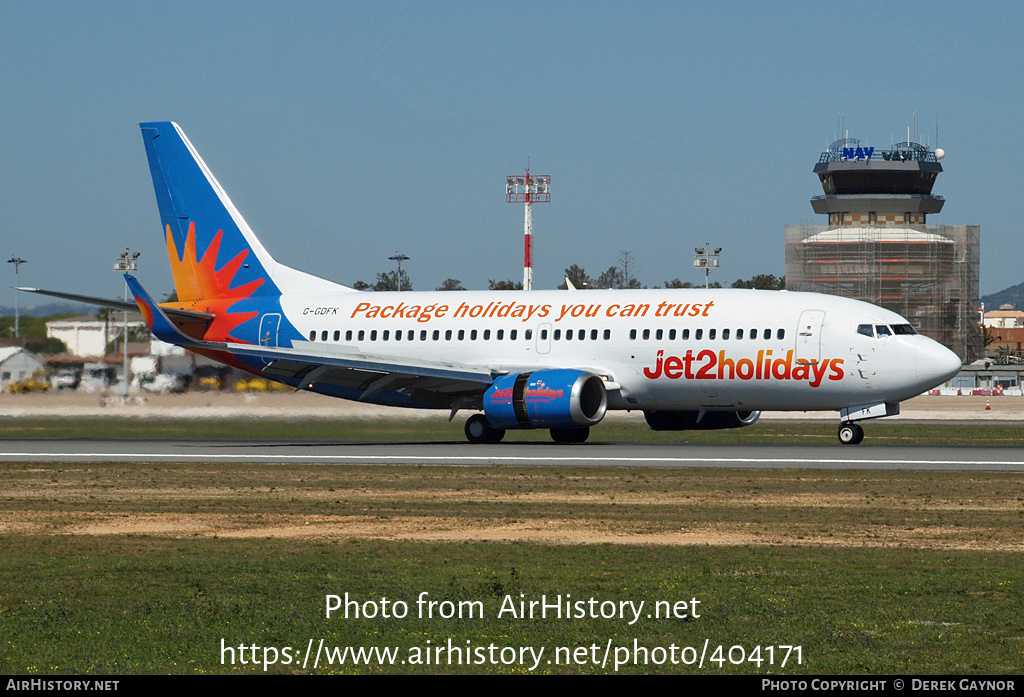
[465,414,505,444]
[837,422,864,445]
[550,427,590,443]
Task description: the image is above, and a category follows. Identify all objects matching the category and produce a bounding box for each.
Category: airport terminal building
[785,138,982,363]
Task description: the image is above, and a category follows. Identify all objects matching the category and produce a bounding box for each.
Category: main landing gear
[465,414,505,444]
[464,415,592,444]
[837,422,864,445]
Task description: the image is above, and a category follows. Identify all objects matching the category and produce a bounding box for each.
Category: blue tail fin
[139,122,346,304]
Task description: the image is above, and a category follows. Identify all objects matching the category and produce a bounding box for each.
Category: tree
[436,278,466,291]
[25,337,68,355]
[590,251,644,289]
[594,266,623,290]
[731,274,785,290]
[616,250,641,288]
[373,270,413,291]
[663,278,695,288]
[352,270,413,291]
[488,279,523,290]
[558,265,592,290]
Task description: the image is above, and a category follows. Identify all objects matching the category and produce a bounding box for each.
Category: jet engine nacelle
[483,369,608,430]
[643,409,761,431]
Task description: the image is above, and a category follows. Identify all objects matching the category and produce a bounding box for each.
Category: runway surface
[2,439,1024,471]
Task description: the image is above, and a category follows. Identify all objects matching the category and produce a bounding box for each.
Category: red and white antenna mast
[506,169,550,291]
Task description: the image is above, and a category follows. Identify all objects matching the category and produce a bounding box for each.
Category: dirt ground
[3,467,1022,551]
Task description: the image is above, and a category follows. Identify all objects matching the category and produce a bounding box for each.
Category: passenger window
[445,330,452,340]
[458,330,465,340]
[394,330,401,341]
[750,328,757,340]
[510,329,517,340]
[695,329,703,340]
[875,325,892,337]
[777,328,785,340]
[526,329,533,340]
[566,329,573,340]
[655,329,663,340]
[723,328,730,340]
[682,328,690,340]
[668,329,676,340]
[432,330,439,340]
[370,330,378,341]
[471,329,477,340]
[736,328,743,340]
[333,330,340,341]
[420,330,427,341]
[309,330,316,341]
[383,330,390,341]
[407,330,414,340]
[857,324,874,338]
[358,330,365,341]
[630,329,637,340]
[709,328,716,340]
[483,329,490,340]
[498,329,505,340]
[763,329,771,340]
[643,329,650,340]
[554,329,561,340]
[603,329,611,340]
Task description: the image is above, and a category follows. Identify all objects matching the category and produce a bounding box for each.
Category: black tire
[550,427,590,443]
[838,423,864,445]
[465,414,505,444]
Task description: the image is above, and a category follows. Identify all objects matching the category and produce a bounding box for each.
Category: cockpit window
[892,324,917,335]
[857,324,874,338]
[875,325,892,337]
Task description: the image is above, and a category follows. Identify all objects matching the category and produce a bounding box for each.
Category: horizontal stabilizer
[20,286,214,338]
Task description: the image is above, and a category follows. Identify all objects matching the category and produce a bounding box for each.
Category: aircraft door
[795,310,825,363]
[259,313,281,347]
[536,323,552,354]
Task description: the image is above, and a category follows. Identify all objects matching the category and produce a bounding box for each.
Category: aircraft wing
[227,342,495,407]
[124,274,495,408]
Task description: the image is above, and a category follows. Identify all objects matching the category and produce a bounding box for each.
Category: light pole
[388,253,409,292]
[506,170,550,291]
[113,249,140,398]
[7,257,26,338]
[693,244,721,289]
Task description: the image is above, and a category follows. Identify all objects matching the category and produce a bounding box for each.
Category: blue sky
[2,1,1021,308]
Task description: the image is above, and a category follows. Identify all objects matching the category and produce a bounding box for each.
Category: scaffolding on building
[785,224,982,363]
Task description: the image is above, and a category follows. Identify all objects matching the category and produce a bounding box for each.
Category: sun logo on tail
[162,222,264,342]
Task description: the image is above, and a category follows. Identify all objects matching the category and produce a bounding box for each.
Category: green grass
[2,416,1024,445]
[0,537,1020,674]
[1,462,1023,674]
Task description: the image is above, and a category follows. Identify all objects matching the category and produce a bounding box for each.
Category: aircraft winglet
[124,274,208,348]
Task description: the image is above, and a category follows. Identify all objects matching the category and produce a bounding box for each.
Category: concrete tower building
[785,136,981,363]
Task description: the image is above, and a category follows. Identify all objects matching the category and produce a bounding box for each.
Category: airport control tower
[785,136,982,363]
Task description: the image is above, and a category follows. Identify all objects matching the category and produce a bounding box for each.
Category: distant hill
[981,283,1024,311]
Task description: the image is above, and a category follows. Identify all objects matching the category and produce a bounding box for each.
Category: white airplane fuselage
[277,287,959,413]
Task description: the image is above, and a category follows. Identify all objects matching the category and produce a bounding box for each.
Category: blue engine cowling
[483,369,608,430]
[643,410,761,431]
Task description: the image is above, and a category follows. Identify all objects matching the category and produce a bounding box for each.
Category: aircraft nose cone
[916,340,962,387]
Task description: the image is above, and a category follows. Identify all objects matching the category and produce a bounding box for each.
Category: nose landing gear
[837,422,865,445]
